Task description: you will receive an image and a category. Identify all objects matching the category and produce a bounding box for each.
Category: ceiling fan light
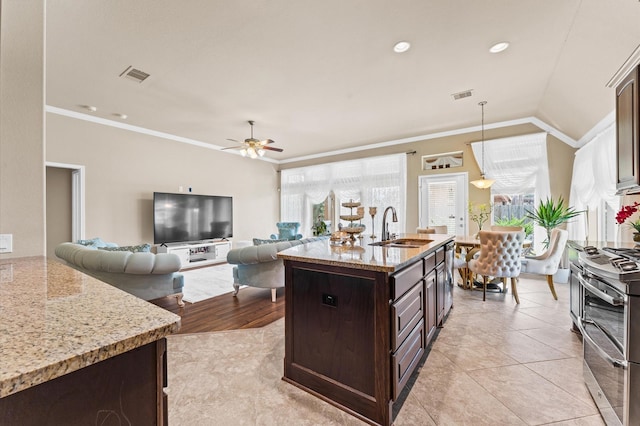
[258,149,265,157]
[248,147,257,158]
[240,148,247,157]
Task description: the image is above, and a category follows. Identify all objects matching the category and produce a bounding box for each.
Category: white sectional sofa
[55,241,185,306]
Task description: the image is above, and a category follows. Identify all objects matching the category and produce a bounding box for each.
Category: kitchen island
[0,256,181,425]
[277,233,454,426]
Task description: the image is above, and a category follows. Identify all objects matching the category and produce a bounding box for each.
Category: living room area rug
[180,263,239,303]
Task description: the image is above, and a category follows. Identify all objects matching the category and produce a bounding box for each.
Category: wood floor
[151,287,285,334]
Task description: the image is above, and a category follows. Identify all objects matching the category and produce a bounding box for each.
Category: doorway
[418,173,468,236]
[45,162,85,257]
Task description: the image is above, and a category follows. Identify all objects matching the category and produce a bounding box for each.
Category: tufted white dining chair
[520,228,569,300]
[467,229,526,303]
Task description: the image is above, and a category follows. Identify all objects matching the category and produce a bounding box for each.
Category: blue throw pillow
[253,238,288,246]
[99,243,151,253]
[76,237,117,249]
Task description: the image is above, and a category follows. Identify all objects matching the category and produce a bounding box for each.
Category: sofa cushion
[99,243,152,253]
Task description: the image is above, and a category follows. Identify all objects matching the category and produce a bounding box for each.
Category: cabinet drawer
[391,260,423,299]
[424,252,435,273]
[435,247,445,265]
[391,281,424,351]
[392,320,425,400]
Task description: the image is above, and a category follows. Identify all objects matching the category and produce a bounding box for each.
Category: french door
[418,173,468,236]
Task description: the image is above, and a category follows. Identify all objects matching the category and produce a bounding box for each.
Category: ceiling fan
[222,120,283,158]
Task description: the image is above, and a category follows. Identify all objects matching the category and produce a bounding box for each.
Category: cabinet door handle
[577,317,627,369]
[578,274,624,306]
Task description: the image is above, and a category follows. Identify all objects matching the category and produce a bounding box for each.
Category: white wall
[46,114,280,246]
[0,0,46,258]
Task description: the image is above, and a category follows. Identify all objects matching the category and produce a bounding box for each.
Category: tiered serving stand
[339,200,366,247]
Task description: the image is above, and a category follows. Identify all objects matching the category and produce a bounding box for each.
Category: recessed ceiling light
[81,105,97,112]
[489,42,509,53]
[393,41,411,53]
[112,113,128,120]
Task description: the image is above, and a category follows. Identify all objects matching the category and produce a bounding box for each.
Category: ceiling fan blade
[260,139,275,145]
[226,138,242,144]
[263,146,283,152]
[221,146,242,150]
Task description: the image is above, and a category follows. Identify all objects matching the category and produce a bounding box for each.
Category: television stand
[156,240,231,270]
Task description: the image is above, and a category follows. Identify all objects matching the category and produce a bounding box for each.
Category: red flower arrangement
[616,202,640,232]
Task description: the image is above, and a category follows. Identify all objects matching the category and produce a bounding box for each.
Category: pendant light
[471,100,495,189]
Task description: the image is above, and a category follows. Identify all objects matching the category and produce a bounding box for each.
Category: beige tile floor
[167,273,606,425]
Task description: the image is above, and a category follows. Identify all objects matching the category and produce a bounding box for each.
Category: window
[471,132,550,251]
[280,154,407,237]
[567,124,617,242]
[311,193,333,235]
[492,193,535,239]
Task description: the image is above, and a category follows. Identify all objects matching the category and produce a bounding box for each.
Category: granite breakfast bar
[0,256,181,425]
[278,233,455,426]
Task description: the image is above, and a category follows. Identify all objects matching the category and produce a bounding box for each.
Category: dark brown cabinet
[425,270,437,345]
[436,262,446,325]
[0,339,168,426]
[282,239,454,426]
[616,65,640,193]
[391,277,424,352]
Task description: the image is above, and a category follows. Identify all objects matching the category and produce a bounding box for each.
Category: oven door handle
[578,274,624,306]
[577,317,628,369]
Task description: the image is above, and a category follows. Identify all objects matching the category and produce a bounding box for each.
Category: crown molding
[47,105,585,165]
[607,43,640,88]
[45,105,280,164]
[279,117,579,164]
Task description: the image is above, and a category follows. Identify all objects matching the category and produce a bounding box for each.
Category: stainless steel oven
[578,271,627,425]
[577,252,640,426]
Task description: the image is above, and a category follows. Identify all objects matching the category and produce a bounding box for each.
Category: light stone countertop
[277,233,454,272]
[0,256,181,398]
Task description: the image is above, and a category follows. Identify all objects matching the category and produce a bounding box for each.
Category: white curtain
[280,154,407,237]
[471,132,550,251]
[567,124,617,241]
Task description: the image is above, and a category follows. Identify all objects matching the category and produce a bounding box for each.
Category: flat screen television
[153,192,233,244]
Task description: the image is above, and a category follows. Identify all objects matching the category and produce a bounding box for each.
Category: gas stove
[579,246,640,295]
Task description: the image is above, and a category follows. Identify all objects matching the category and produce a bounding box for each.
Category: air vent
[452,90,473,100]
[119,66,150,83]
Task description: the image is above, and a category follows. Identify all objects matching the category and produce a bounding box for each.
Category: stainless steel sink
[369,238,433,248]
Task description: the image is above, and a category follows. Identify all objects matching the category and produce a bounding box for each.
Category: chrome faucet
[381,206,398,241]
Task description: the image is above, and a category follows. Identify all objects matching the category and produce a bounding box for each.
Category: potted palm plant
[525,196,583,248]
[525,196,583,283]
